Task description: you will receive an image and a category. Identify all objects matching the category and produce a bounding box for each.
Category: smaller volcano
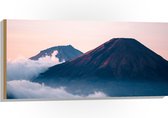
[30,45,83,62]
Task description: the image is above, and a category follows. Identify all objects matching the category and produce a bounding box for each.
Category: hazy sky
[7,20,168,60]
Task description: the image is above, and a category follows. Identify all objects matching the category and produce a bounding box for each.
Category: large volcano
[33,38,168,96]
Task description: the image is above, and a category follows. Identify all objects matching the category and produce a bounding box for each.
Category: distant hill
[30,45,83,62]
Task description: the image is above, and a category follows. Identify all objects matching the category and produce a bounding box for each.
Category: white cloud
[87,91,107,98]
[7,50,62,81]
[50,50,59,62]
[7,80,107,99]
[7,50,107,99]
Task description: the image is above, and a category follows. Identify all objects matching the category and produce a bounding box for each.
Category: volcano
[30,45,83,62]
[33,38,168,96]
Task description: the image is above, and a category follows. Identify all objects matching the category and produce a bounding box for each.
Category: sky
[7,20,168,60]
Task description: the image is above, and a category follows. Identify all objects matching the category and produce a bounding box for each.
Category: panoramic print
[4,20,168,99]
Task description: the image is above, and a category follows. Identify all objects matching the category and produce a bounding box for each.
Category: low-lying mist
[7,80,107,99]
[7,51,107,99]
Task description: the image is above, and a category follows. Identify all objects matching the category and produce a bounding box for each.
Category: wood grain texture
[3,19,7,99]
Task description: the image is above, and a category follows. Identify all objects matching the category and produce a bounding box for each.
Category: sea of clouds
[7,51,107,99]
[7,80,106,99]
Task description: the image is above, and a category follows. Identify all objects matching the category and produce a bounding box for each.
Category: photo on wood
[2,20,168,100]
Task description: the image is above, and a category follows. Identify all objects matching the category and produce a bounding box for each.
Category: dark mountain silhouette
[33,38,168,96]
[30,45,83,62]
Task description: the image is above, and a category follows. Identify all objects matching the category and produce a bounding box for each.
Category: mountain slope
[33,38,168,96]
[30,45,83,62]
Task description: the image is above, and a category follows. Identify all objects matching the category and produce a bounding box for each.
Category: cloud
[7,50,62,81]
[7,80,107,99]
[7,50,107,99]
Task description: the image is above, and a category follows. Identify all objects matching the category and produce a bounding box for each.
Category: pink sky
[7,20,168,60]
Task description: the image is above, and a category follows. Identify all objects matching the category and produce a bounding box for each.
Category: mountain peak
[30,45,83,62]
[109,37,137,42]
[67,44,73,47]
[105,38,138,44]
[103,38,142,48]
[95,38,157,60]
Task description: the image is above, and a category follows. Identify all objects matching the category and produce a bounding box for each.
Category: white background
[0,0,168,118]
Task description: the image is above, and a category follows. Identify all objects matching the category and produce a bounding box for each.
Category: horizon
[6,20,168,60]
